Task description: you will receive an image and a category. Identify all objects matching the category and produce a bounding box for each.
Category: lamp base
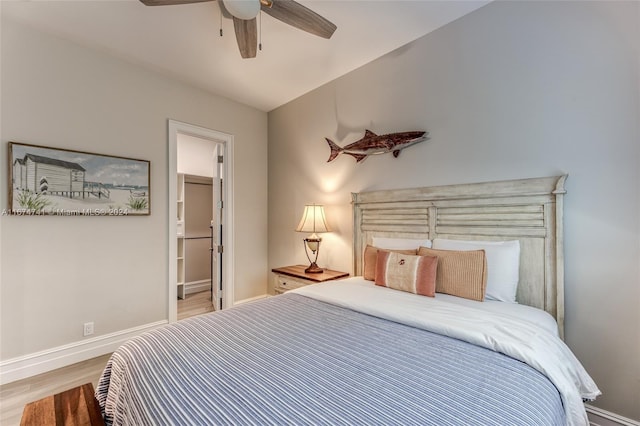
[304,262,324,274]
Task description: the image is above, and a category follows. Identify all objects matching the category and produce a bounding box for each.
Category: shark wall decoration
[325,130,428,163]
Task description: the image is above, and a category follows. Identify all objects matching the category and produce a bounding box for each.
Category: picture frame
[8,142,150,216]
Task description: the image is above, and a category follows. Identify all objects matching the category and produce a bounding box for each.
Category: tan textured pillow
[363,245,417,281]
[375,251,438,297]
[418,247,488,301]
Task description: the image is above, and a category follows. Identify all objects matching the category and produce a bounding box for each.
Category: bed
[96,175,600,426]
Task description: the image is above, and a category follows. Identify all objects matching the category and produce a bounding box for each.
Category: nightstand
[271,265,349,295]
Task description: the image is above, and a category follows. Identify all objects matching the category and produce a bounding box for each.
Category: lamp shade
[295,204,331,234]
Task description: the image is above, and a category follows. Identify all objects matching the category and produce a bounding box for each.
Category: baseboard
[235,294,268,306]
[184,279,211,295]
[587,404,640,426]
[0,320,167,385]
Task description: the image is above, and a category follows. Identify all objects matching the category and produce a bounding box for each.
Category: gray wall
[268,1,639,420]
[0,18,268,359]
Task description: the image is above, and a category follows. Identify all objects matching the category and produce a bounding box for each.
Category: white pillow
[371,237,432,250]
[432,238,520,303]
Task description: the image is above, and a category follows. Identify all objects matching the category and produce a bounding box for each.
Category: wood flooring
[178,290,215,320]
[1,290,214,425]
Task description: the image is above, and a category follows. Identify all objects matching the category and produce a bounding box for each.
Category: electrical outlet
[83,322,94,336]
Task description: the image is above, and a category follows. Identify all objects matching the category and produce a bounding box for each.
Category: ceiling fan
[140,0,337,59]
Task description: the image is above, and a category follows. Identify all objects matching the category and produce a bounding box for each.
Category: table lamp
[295,204,331,273]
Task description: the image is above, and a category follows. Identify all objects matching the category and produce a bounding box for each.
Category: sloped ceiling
[2,0,490,111]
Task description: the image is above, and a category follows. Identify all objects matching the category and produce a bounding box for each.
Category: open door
[170,120,234,323]
[210,144,223,311]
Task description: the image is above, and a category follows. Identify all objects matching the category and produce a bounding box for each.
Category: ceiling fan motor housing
[222,0,260,20]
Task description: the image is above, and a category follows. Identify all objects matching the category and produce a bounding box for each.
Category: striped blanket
[97,292,566,425]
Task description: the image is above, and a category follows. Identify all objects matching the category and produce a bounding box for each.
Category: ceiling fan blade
[261,0,336,39]
[140,0,212,6]
[233,17,258,58]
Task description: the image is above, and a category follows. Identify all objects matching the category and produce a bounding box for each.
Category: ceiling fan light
[222,0,260,20]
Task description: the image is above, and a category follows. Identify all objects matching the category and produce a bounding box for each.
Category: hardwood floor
[1,290,214,425]
[178,290,215,320]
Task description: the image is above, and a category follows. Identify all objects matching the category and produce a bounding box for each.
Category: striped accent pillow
[375,251,438,297]
[363,245,417,281]
[418,247,487,301]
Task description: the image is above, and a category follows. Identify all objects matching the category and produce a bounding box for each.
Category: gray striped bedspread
[96,293,564,425]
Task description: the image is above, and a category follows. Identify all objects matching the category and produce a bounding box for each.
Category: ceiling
[2,0,490,112]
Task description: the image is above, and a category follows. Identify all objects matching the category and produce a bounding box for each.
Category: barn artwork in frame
[8,142,150,216]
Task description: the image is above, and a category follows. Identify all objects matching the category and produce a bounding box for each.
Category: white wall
[177,134,218,178]
[0,17,268,363]
[268,1,639,421]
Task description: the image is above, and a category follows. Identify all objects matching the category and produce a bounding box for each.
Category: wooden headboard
[352,175,567,338]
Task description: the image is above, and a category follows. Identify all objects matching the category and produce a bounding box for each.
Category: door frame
[168,120,234,323]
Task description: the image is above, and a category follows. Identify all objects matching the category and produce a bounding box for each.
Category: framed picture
[8,142,150,216]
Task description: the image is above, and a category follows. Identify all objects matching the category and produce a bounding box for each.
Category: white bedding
[434,292,560,335]
[292,277,600,426]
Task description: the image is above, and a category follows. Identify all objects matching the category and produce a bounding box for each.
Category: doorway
[168,120,234,323]
[178,174,216,320]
